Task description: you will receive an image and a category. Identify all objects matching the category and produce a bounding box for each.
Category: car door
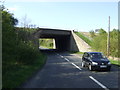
[82,53,86,61]
[82,53,89,65]
[85,53,91,66]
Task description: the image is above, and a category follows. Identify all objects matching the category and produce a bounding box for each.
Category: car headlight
[92,62,98,65]
[108,62,111,65]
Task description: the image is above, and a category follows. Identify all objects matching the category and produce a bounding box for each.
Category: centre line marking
[64,58,70,61]
[59,54,64,58]
[71,63,82,70]
[89,76,109,90]
[57,53,82,71]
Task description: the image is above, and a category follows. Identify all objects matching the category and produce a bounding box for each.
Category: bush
[2,6,46,88]
[91,34,107,55]
[91,28,119,57]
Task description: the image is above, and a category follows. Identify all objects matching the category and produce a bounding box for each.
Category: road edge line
[89,76,109,90]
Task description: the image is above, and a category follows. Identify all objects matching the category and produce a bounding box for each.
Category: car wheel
[88,64,93,71]
[82,61,85,67]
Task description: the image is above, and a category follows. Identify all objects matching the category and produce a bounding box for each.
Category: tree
[2,5,44,88]
[109,29,118,57]
[2,5,18,74]
[20,14,31,28]
[89,30,95,38]
[91,29,107,55]
[91,28,119,57]
[91,34,107,55]
[98,28,107,35]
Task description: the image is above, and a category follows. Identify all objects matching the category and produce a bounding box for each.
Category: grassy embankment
[3,28,47,88]
[73,31,120,66]
[39,39,54,49]
[74,32,92,46]
[109,59,120,66]
[3,53,46,88]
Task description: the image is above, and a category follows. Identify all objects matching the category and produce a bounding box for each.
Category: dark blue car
[82,52,111,71]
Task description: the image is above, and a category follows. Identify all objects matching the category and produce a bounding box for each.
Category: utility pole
[107,16,110,57]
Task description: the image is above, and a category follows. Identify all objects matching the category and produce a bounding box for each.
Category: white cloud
[6,0,120,2]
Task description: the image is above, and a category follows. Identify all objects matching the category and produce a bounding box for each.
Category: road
[20,50,120,89]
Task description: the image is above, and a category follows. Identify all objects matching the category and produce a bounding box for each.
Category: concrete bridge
[32,28,91,52]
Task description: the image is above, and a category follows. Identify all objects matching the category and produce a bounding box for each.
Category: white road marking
[89,76,109,90]
[56,53,82,71]
[56,53,109,89]
[64,58,70,61]
[55,53,59,56]
[71,63,82,70]
[60,55,64,58]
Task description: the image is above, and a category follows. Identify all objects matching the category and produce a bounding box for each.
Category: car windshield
[90,53,105,59]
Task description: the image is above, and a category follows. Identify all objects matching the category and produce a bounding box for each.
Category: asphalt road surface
[20,50,120,89]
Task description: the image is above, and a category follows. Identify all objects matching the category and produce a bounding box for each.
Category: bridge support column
[53,39,56,49]
[69,31,79,52]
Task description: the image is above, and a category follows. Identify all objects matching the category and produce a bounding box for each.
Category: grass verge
[109,59,120,66]
[40,45,53,49]
[74,32,92,46]
[70,51,84,54]
[2,53,47,88]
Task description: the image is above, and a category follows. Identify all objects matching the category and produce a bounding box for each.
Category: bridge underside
[39,32,71,51]
[33,28,79,52]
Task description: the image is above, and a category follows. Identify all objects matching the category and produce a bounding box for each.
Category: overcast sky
[3,0,119,32]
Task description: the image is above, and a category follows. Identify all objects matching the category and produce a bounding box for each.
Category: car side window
[84,53,88,57]
[87,53,90,57]
[83,53,86,58]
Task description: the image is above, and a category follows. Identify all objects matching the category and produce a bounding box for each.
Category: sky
[3,0,119,32]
